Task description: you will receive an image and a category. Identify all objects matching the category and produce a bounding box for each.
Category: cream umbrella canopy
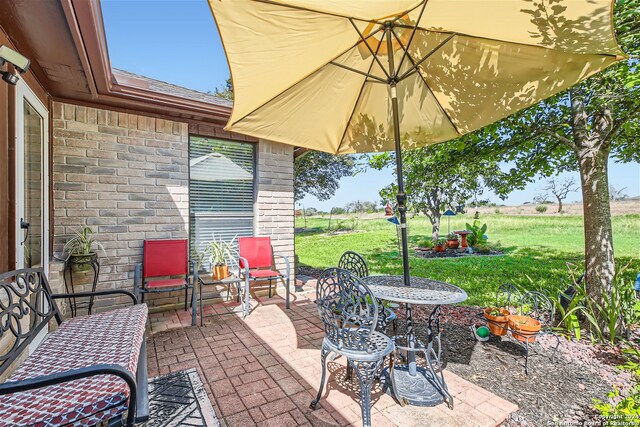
[208,0,625,290]
[208,0,624,410]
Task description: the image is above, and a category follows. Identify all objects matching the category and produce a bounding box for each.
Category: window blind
[189,136,255,268]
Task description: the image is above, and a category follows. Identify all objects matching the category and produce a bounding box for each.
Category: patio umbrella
[208,0,624,287]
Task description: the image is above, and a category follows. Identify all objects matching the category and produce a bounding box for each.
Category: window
[189,136,255,265]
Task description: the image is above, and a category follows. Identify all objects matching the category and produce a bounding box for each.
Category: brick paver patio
[147,293,518,427]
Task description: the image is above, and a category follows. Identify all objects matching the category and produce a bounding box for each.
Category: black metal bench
[0,268,149,426]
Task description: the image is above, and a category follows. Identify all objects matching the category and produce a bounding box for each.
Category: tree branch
[604,103,640,143]
[539,127,573,146]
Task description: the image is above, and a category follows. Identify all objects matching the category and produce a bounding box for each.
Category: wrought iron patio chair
[338,251,397,335]
[310,268,394,427]
[238,236,290,306]
[134,239,195,312]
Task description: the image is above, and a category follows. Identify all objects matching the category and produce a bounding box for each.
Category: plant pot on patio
[212,264,229,280]
[508,315,541,343]
[484,307,511,336]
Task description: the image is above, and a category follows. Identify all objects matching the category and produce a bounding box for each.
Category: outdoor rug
[142,368,220,427]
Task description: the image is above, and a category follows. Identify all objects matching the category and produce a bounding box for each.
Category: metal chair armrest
[273,254,291,278]
[51,289,138,305]
[0,363,138,426]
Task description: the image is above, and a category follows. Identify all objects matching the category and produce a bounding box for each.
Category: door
[15,80,49,274]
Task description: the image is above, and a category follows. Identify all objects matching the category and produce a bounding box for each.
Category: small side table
[63,253,100,317]
[198,273,249,326]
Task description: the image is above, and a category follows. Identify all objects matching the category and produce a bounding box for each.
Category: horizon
[102,0,640,211]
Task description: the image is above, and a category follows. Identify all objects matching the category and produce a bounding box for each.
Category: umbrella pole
[386,28,411,289]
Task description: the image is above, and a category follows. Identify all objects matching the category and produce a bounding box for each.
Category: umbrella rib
[329,62,387,84]
[335,31,388,154]
[397,33,457,81]
[252,0,392,25]
[348,18,391,81]
[228,23,390,128]
[390,30,463,135]
[395,0,430,77]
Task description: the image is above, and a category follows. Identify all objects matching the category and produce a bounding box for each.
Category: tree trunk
[431,214,441,241]
[578,146,615,304]
[556,196,563,213]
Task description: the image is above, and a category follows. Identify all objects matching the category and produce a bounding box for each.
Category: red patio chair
[238,236,291,308]
[134,239,196,319]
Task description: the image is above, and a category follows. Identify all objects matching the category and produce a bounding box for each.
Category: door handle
[20,218,29,244]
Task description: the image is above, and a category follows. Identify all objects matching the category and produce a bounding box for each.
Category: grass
[295,213,640,306]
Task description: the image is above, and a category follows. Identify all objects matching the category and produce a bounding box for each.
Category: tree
[542,177,579,213]
[370,145,509,240]
[294,151,357,201]
[212,77,233,100]
[609,185,629,201]
[460,0,639,317]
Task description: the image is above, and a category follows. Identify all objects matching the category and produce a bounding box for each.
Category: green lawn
[295,214,640,306]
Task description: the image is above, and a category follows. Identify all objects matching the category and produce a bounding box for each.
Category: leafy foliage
[554,262,640,344]
[370,144,508,239]
[211,77,233,101]
[465,220,488,247]
[294,151,357,201]
[536,205,548,213]
[63,226,104,258]
[594,345,640,420]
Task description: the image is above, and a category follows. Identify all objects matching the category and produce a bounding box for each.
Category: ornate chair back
[496,283,521,309]
[519,291,555,326]
[0,269,62,377]
[316,268,378,353]
[338,251,369,278]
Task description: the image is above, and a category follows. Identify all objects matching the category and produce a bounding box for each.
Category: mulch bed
[390,305,636,426]
[415,248,504,258]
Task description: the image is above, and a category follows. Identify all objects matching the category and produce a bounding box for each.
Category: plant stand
[63,253,100,317]
[472,311,560,374]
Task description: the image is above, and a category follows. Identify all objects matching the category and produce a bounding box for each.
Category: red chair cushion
[238,237,273,269]
[248,269,281,279]
[146,278,188,289]
[0,304,148,427]
[143,239,188,278]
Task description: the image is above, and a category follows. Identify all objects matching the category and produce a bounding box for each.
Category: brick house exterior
[50,101,294,312]
[0,0,296,381]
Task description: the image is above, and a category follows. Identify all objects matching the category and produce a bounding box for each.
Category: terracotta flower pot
[434,244,446,253]
[484,307,511,336]
[508,315,541,343]
[212,264,229,280]
[447,240,459,249]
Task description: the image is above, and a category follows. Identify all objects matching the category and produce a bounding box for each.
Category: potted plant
[446,232,459,249]
[433,238,447,252]
[207,236,237,280]
[484,306,511,336]
[508,315,541,342]
[63,226,104,269]
[415,239,434,251]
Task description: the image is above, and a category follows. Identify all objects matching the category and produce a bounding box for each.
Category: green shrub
[417,239,434,249]
[536,205,548,213]
[465,220,488,247]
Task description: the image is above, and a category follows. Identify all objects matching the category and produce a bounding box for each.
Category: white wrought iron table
[362,275,467,408]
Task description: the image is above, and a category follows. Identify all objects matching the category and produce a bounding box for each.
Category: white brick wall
[51,102,295,312]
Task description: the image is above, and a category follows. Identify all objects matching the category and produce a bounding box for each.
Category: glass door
[15,80,49,273]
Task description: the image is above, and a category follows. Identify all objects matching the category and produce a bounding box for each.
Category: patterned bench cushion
[0,304,147,427]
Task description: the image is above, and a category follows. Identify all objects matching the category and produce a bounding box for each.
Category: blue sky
[101,0,640,211]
